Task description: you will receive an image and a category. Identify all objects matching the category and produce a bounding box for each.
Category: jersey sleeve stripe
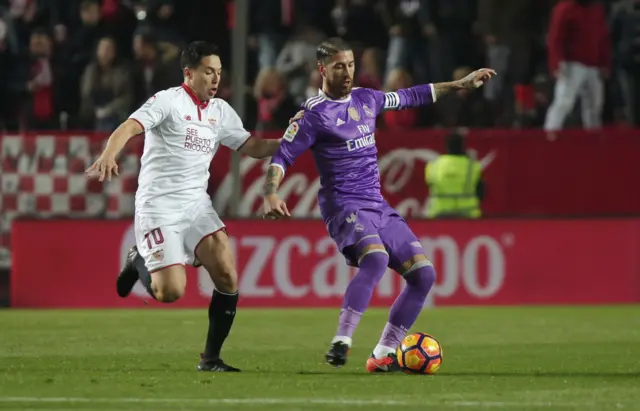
[383,92,400,110]
[129,117,145,131]
[430,84,437,103]
[304,95,324,110]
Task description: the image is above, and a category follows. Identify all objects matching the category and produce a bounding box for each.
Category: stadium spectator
[7,0,42,55]
[381,0,430,84]
[611,0,640,126]
[253,67,298,131]
[356,47,382,90]
[12,28,58,130]
[0,14,20,130]
[478,0,547,127]
[79,36,132,131]
[131,29,181,108]
[544,0,611,135]
[330,0,387,56]
[435,66,494,128]
[249,0,296,70]
[422,0,480,84]
[131,0,182,43]
[305,69,322,100]
[382,69,419,130]
[275,23,323,104]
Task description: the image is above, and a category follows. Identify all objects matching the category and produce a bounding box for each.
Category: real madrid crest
[363,104,374,118]
[348,107,360,121]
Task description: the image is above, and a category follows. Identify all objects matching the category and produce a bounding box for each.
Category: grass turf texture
[1,306,640,411]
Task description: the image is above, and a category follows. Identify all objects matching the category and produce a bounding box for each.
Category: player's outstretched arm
[432,68,496,100]
[378,68,496,112]
[238,137,282,159]
[85,119,143,182]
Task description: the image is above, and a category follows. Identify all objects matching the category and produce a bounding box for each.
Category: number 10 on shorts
[145,228,164,249]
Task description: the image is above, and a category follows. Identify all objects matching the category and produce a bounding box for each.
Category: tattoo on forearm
[264,165,284,195]
[432,81,462,100]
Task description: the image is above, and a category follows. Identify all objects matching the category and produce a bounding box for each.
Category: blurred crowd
[0,0,638,133]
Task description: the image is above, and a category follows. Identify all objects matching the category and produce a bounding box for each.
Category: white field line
[0,396,631,408]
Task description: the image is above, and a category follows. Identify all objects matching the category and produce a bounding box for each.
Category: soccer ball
[396,332,443,374]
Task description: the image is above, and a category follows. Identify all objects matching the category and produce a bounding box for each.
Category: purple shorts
[326,203,425,273]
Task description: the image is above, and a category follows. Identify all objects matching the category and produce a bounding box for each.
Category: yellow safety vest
[425,154,481,218]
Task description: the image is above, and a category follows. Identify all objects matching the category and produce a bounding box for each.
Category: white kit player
[86,41,281,372]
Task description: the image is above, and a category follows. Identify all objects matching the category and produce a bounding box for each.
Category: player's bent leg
[327,237,389,368]
[193,229,241,372]
[150,265,187,303]
[127,218,186,301]
[367,254,436,373]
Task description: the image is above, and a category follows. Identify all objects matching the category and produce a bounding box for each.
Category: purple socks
[333,252,388,343]
[333,250,437,353]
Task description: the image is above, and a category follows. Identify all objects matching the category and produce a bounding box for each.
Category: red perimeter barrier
[10,218,640,308]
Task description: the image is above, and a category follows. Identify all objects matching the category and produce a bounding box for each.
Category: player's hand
[262,194,291,220]
[457,68,497,90]
[289,110,304,124]
[85,153,119,182]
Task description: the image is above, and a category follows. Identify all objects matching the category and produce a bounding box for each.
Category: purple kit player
[262,38,495,373]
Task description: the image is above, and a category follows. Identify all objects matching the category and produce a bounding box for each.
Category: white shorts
[134,198,225,272]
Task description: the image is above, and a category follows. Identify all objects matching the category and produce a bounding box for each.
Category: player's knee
[211,267,238,294]
[153,284,185,303]
[405,263,436,294]
[359,250,389,267]
[357,247,389,281]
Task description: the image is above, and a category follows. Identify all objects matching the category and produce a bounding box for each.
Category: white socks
[331,336,352,347]
[331,338,395,359]
[372,344,395,359]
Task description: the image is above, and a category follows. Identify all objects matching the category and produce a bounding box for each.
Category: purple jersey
[270,85,436,221]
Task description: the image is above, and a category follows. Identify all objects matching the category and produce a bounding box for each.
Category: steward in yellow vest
[425,131,484,218]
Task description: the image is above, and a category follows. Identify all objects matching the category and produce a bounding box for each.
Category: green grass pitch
[1,306,640,411]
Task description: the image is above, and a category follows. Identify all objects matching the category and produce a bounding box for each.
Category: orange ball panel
[404,348,426,371]
[420,336,441,357]
[396,347,405,368]
[401,333,421,349]
[425,357,442,374]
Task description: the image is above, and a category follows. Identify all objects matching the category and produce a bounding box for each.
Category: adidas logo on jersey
[336,118,345,126]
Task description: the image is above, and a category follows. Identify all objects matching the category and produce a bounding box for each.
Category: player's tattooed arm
[262,165,290,218]
[263,165,284,195]
[432,68,497,99]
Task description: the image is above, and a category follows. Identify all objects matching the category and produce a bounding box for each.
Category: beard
[327,79,353,99]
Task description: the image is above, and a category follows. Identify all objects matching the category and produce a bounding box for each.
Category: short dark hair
[316,37,351,64]
[180,41,219,69]
[446,131,465,155]
[80,0,99,9]
[134,26,157,46]
[31,27,51,38]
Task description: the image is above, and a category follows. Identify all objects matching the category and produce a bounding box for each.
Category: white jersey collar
[318,89,351,103]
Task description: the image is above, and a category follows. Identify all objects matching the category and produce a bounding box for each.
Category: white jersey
[129,84,250,215]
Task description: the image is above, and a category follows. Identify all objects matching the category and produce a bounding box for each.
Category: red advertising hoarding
[10,219,640,308]
[2,129,640,269]
[208,128,640,217]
